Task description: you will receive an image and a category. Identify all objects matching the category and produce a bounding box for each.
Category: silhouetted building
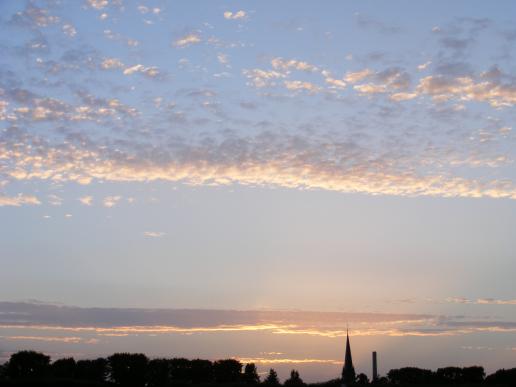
[372,351,378,381]
[342,329,356,386]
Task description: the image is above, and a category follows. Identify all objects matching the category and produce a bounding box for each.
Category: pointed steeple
[342,328,356,386]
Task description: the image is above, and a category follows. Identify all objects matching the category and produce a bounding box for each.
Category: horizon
[1,0,516,383]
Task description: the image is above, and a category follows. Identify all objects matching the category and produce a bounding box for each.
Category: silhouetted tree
[284,370,305,387]
[146,358,171,387]
[5,350,50,379]
[190,359,213,383]
[356,373,369,385]
[169,358,191,382]
[0,362,6,379]
[387,367,435,385]
[76,358,108,382]
[108,353,148,387]
[485,368,516,385]
[373,376,388,385]
[213,359,243,383]
[263,368,280,386]
[436,367,462,384]
[461,366,484,383]
[243,363,260,384]
[51,357,76,379]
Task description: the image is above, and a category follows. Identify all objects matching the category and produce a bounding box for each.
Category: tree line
[0,350,515,386]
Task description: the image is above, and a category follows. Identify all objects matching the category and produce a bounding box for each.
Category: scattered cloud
[87,0,109,10]
[103,196,122,208]
[223,11,247,20]
[417,61,432,71]
[344,69,373,83]
[123,64,160,77]
[62,24,77,37]
[0,194,40,207]
[416,75,516,107]
[174,34,201,48]
[143,231,166,238]
[47,194,63,206]
[271,58,318,72]
[243,69,286,88]
[101,58,124,69]
[284,80,321,93]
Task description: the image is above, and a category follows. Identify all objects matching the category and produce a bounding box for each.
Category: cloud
[78,196,93,206]
[143,231,166,238]
[223,11,247,20]
[101,58,124,69]
[123,64,160,77]
[1,302,516,339]
[217,53,229,65]
[243,69,286,88]
[354,67,411,95]
[344,69,373,83]
[87,0,109,10]
[417,61,432,71]
[238,357,341,366]
[416,75,516,107]
[0,194,40,207]
[10,4,60,28]
[0,335,98,344]
[446,297,516,305]
[271,58,318,73]
[62,24,77,37]
[174,34,201,48]
[390,92,418,101]
[48,194,63,206]
[284,80,321,93]
[2,124,516,200]
[102,196,121,208]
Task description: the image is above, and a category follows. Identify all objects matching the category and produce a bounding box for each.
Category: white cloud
[284,80,321,93]
[417,75,516,107]
[47,194,63,206]
[143,231,166,238]
[103,196,121,208]
[174,34,201,48]
[271,58,318,72]
[217,53,229,65]
[390,92,418,101]
[123,64,144,75]
[87,0,108,10]
[62,24,77,38]
[417,61,432,71]
[345,69,373,83]
[223,10,247,20]
[0,194,40,207]
[78,196,93,206]
[123,64,159,77]
[242,69,285,88]
[101,58,124,69]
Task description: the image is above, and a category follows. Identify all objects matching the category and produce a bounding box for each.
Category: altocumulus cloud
[1,1,515,204]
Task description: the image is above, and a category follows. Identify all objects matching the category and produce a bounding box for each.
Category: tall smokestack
[372,351,378,381]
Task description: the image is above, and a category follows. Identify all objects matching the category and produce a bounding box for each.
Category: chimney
[372,351,378,381]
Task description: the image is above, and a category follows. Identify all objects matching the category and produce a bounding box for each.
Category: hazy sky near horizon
[1,0,516,381]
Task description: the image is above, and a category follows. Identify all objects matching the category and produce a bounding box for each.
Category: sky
[1,0,516,382]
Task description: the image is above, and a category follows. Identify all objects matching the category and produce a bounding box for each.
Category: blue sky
[1,0,516,381]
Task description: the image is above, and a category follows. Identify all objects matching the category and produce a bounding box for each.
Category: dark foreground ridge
[0,350,515,387]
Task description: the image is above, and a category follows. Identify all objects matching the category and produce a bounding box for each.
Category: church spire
[342,328,356,386]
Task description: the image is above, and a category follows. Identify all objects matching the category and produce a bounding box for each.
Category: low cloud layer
[1,302,515,339]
